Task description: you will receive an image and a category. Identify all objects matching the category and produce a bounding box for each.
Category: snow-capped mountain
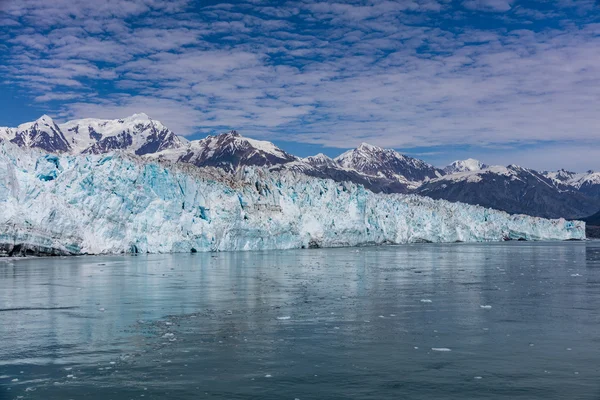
[2,114,599,223]
[303,153,339,169]
[543,169,600,199]
[335,143,443,187]
[0,140,583,255]
[0,113,183,156]
[0,115,71,153]
[154,130,298,172]
[418,164,599,219]
[444,158,488,174]
[61,113,183,155]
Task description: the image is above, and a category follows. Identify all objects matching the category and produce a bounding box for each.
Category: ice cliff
[0,142,585,255]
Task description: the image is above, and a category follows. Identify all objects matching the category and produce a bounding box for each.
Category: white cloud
[1,0,599,170]
[462,0,514,12]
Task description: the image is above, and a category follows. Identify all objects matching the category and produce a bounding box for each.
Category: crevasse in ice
[0,142,585,255]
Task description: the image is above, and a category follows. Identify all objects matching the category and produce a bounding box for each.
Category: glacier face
[0,142,585,255]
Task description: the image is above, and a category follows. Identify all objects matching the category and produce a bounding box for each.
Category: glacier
[0,141,585,255]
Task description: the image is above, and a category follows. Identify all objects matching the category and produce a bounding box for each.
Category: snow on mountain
[544,169,579,185]
[154,130,298,172]
[568,171,600,199]
[0,115,71,153]
[303,153,339,169]
[274,157,411,194]
[444,158,488,174]
[543,169,600,199]
[60,113,183,155]
[418,165,599,219]
[0,141,584,256]
[1,113,183,156]
[335,143,443,187]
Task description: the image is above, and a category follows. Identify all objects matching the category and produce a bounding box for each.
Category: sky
[0,0,599,171]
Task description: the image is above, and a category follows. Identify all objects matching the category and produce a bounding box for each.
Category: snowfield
[0,142,585,255]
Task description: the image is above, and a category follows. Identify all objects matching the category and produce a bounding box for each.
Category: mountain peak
[303,153,337,168]
[444,158,488,174]
[335,142,442,184]
[357,142,380,151]
[37,114,55,125]
[174,131,297,172]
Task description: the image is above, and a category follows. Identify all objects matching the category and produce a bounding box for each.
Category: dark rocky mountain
[170,131,298,172]
[273,156,410,194]
[335,143,443,187]
[417,165,599,220]
[4,115,71,153]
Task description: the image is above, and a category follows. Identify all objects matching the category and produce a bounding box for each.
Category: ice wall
[0,142,585,255]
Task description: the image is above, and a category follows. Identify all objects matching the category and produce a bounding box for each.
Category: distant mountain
[418,165,599,219]
[3,114,600,223]
[0,115,71,153]
[544,170,600,199]
[444,158,488,174]
[274,157,411,194]
[303,153,339,169]
[335,143,443,188]
[154,130,298,172]
[61,113,183,155]
[0,113,183,156]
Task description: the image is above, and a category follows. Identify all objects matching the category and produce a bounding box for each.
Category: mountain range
[2,114,599,229]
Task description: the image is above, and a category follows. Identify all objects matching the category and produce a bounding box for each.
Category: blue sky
[1,0,599,170]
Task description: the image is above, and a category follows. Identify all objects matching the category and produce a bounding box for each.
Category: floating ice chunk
[98,307,105,312]
[265,374,272,378]
[276,316,291,320]
[11,378,18,382]
[570,274,581,277]
[431,348,452,352]
[162,333,175,338]
[480,305,492,309]
[420,299,432,303]
[474,376,483,380]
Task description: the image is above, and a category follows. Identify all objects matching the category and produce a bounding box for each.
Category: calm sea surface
[1,242,599,399]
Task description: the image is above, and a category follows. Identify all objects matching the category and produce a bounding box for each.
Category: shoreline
[0,238,590,260]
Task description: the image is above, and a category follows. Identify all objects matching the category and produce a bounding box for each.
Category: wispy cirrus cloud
[462,0,514,12]
[1,0,599,170]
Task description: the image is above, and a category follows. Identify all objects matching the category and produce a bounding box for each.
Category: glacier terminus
[0,141,584,256]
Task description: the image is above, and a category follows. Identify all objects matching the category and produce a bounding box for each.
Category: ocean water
[1,242,599,399]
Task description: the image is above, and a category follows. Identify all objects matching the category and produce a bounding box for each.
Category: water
[1,242,600,399]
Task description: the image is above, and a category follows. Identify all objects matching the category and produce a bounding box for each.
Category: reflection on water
[1,242,599,399]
